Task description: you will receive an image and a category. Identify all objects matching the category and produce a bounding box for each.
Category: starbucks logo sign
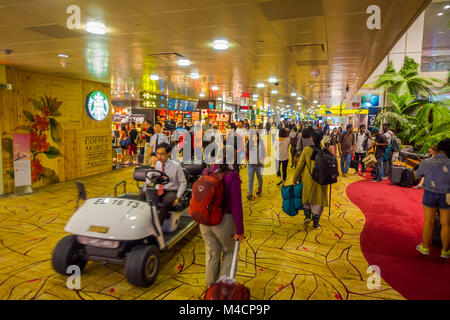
[86,91,109,121]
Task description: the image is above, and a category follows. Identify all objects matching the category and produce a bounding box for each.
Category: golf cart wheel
[125,245,160,287]
[52,235,87,275]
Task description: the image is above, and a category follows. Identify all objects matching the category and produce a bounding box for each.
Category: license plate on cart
[89,225,109,233]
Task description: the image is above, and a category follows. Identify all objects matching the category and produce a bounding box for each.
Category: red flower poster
[13,134,32,187]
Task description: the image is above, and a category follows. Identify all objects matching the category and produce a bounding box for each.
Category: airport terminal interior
[0,0,449,300]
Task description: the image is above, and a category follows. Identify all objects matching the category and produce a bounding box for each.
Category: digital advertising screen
[168,98,178,110]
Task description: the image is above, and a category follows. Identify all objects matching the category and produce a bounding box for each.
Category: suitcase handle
[229,240,240,279]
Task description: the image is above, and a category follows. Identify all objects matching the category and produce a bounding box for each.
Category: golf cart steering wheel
[145,169,170,185]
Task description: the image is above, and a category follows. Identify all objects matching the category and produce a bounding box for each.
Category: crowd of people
[121,116,448,287]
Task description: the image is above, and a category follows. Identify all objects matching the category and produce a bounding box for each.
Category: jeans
[277,160,288,181]
[355,152,366,173]
[376,157,384,181]
[340,153,352,174]
[383,157,393,177]
[248,165,263,195]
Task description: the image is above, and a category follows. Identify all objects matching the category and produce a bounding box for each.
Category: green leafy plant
[410,100,450,152]
[374,56,442,97]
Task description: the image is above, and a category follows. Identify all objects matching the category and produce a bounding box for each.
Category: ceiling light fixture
[291,92,297,96]
[445,5,450,9]
[86,21,107,35]
[218,97,223,101]
[178,59,190,66]
[268,77,277,83]
[199,93,205,98]
[57,53,70,58]
[257,83,265,88]
[211,85,219,91]
[190,72,199,79]
[279,99,284,102]
[437,12,443,16]
[271,90,278,94]
[253,94,258,98]
[313,100,318,104]
[150,74,159,81]
[212,39,229,50]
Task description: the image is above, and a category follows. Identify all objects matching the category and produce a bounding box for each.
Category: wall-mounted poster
[80,131,112,177]
[13,134,31,187]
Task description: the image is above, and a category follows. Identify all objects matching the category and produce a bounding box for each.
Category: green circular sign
[86,90,109,121]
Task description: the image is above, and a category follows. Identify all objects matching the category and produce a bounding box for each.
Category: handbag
[362,147,377,168]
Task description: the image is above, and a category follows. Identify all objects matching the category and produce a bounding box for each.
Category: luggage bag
[390,166,404,185]
[204,241,250,300]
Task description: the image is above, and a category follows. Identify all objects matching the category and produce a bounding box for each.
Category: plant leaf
[23,111,35,123]
[30,98,43,111]
[44,146,61,158]
[1,138,13,156]
[51,110,62,117]
[49,118,63,143]
[6,170,14,179]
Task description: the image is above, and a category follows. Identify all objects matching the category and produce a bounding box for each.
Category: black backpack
[311,147,339,185]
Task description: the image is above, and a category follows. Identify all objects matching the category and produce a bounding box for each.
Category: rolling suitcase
[204,241,250,300]
[400,168,414,188]
[390,166,404,185]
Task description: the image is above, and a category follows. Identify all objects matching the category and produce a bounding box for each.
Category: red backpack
[189,169,227,225]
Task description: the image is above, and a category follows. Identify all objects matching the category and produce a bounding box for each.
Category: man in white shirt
[355,124,370,175]
[149,122,169,156]
[150,142,187,224]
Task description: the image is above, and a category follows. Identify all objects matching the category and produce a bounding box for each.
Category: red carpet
[346,179,449,300]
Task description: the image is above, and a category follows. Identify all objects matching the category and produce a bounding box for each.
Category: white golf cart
[52,163,204,287]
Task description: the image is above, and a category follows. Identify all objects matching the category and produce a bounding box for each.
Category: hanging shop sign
[140,92,166,109]
[112,114,145,123]
[86,90,110,121]
[368,107,381,129]
[13,134,31,187]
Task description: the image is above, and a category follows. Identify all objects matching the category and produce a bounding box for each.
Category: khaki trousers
[200,214,236,287]
[143,142,152,165]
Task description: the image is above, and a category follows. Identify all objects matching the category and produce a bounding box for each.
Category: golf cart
[52,163,204,287]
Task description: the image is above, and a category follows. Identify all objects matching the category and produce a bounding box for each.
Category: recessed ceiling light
[279,99,284,102]
[218,97,223,101]
[296,103,301,106]
[178,59,190,66]
[86,21,106,35]
[211,85,219,91]
[271,90,278,94]
[199,93,205,98]
[268,77,277,83]
[437,12,443,16]
[313,100,318,104]
[291,92,297,96]
[57,53,70,58]
[190,72,199,79]
[445,5,450,9]
[253,94,258,98]
[150,74,159,81]
[253,98,257,101]
[212,39,229,50]
[257,83,265,88]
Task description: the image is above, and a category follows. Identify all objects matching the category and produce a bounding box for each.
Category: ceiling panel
[150,9,214,29]
[198,3,267,25]
[122,0,194,14]
[0,0,432,107]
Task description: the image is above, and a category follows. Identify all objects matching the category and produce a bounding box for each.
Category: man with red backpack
[190,146,244,288]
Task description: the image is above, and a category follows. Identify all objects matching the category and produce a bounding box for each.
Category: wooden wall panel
[0,68,112,193]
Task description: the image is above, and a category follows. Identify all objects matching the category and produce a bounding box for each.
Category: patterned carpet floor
[0,165,404,300]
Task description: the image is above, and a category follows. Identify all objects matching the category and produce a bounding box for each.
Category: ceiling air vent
[147,52,184,61]
[25,24,83,39]
[257,0,323,21]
